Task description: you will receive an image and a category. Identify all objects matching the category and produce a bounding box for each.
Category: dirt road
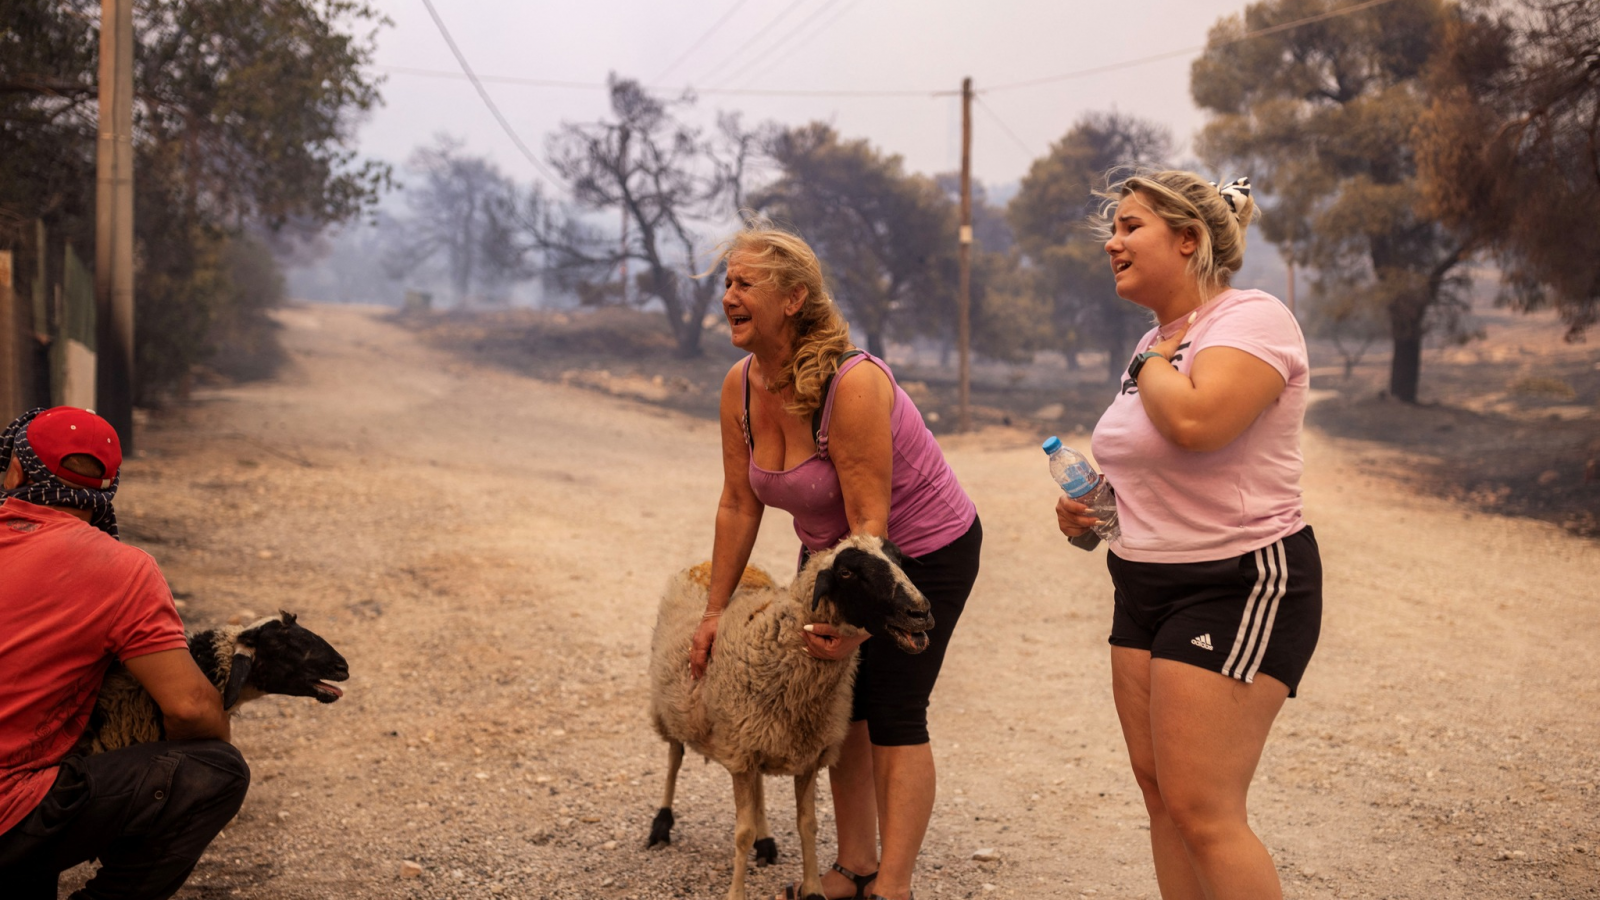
[69,304,1600,899]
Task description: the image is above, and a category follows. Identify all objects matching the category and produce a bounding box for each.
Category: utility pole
[95,0,135,450]
[956,77,973,433]
[0,251,17,422]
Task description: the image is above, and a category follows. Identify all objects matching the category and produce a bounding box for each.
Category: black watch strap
[1128,350,1165,381]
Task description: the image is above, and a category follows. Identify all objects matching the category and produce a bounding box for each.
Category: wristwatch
[1127,349,1166,381]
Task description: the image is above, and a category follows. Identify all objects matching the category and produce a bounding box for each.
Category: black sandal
[776,862,878,900]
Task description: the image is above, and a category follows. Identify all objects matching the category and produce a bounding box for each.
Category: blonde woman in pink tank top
[691,225,980,900]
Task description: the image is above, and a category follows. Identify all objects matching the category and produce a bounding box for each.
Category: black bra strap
[741,356,754,450]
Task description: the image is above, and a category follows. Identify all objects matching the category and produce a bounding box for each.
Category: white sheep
[78,611,349,755]
[647,534,933,900]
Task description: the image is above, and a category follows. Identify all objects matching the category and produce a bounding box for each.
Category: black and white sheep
[77,611,350,755]
[647,534,933,900]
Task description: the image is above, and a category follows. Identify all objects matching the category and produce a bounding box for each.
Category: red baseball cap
[25,407,122,489]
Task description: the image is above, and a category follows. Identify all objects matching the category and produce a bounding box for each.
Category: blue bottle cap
[1041,436,1062,454]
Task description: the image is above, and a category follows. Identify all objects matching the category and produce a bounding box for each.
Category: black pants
[0,740,249,900]
[844,517,984,746]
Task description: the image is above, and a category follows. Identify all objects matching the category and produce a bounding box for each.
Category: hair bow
[1212,176,1252,213]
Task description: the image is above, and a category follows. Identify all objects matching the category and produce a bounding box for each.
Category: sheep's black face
[238,612,350,703]
[814,544,933,654]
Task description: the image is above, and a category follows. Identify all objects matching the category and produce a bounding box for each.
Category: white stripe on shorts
[1221,538,1288,684]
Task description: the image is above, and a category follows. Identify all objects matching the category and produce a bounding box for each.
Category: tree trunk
[673,312,704,358]
[866,330,885,360]
[1389,334,1421,403]
[1387,292,1428,404]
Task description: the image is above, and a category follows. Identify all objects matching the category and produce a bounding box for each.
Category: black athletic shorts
[1107,525,1321,697]
[799,517,983,746]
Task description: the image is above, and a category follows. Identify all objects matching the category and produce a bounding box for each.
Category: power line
[712,0,847,89]
[390,0,1404,114]
[378,64,943,98]
[381,64,607,90]
[691,0,814,87]
[653,0,753,85]
[725,0,867,90]
[415,0,565,185]
[982,0,1405,94]
[975,94,1035,159]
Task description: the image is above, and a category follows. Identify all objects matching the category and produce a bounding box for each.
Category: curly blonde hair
[711,223,854,417]
[1094,169,1259,292]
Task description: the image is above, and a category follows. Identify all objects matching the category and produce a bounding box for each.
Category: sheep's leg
[793,768,825,900]
[648,740,684,847]
[751,774,778,866]
[727,768,761,900]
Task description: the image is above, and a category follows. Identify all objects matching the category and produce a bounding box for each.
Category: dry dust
[61,303,1600,899]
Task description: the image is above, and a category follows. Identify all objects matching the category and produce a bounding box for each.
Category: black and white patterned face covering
[0,408,120,538]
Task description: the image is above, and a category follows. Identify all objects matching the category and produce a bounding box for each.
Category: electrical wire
[982,0,1405,94]
[390,0,1404,112]
[691,0,814,87]
[653,0,753,85]
[711,0,847,89]
[724,0,868,90]
[415,0,566,185]
[975,94,1036,159]
[377,64,944,98]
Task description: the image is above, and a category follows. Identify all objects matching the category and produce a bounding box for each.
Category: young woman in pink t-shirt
[1056,171,1322,900]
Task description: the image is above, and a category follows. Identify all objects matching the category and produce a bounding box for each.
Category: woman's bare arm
[826,361,894,539]
[1135,344,1286,452]
[692,362,766,678]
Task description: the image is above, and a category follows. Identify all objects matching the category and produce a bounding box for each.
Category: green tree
[753,123,957,359]
[0,0,389,401]
[1416,0,1600,340]
[1009,112,1173,381]
[1192,0,1471,403]
[929,174,1053,365]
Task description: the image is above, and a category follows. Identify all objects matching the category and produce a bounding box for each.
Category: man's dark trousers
[0,740,249,900]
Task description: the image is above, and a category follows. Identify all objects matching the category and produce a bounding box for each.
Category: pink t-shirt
[1092,288,1309,563]
[0,499,188,834]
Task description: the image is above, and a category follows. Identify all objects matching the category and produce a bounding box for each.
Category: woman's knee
[1157,781,1242,850]
[1128,760,1164,813]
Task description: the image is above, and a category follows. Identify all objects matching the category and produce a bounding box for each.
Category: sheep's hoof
[647,807,674,847]
[753,836,779,866]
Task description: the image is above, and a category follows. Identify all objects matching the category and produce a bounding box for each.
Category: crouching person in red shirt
[0,407,248,900]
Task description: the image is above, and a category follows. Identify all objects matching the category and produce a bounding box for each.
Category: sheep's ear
[811,568,833,612]
[879,537,908,567]
[222,653,253,710]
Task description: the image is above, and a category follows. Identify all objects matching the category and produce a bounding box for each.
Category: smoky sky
[360,0,1266,191]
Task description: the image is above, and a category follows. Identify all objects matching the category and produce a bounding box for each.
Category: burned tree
[494,78,756,356]
[387,135,516,307]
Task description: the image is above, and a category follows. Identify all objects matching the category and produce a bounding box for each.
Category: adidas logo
[1191,633,1214,651]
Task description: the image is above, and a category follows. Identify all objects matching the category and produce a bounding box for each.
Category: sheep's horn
[811,568,833,612]
[222,653,254,710]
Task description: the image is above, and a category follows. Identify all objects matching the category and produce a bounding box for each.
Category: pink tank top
[743,353,976,558]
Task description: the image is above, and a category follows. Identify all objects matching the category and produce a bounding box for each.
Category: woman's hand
[690,614,721,679]
[1146,314,1192,363]
[801,623,870,661]
[1056,493,1099,539]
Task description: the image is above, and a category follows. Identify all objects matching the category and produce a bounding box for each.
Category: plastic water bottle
[1043,436,1120,549]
